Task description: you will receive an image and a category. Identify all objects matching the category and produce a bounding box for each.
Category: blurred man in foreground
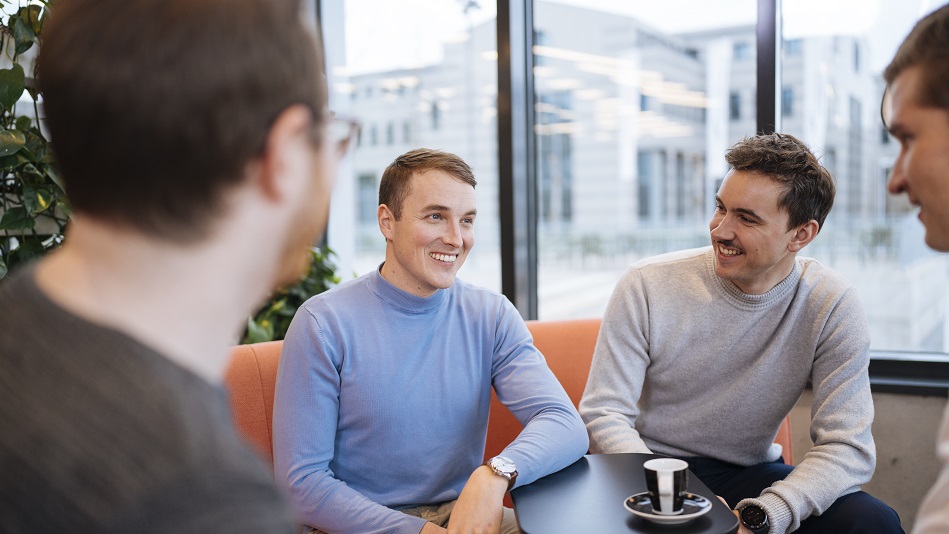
[0,0,354,531]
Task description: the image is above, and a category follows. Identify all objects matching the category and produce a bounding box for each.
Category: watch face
[492,456,516,475]
[741,506,767,527]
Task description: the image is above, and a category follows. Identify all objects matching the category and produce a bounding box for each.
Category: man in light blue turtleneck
[273,148,588,534]
[580,134,902,534]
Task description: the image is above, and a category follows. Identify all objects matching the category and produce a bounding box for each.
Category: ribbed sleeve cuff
[738,494,793,534]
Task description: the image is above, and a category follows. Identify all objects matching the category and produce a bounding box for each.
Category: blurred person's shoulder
[0,264,295,533]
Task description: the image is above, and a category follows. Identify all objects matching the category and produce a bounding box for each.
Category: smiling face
[709,170,816,294]
[886,65,949,252]
[378,169,476,297]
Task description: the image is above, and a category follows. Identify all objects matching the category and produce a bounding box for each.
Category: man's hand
[717,496,753,534]
[445,465,508,533]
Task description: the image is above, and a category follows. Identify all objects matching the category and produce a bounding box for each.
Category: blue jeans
[680,456,903,533]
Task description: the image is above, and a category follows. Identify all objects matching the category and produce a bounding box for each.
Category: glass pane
[781,1,946,353]
[533,0,756,319]
[322,0,500,291]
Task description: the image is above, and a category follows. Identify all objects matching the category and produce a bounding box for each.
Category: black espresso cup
[643,458,689,515]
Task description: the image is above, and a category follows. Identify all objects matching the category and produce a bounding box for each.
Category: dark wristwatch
[739,504,770,534]
[484,455,518,490]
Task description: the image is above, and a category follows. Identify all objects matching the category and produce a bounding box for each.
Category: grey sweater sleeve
[579,267,654,454]
[742,287,876,534]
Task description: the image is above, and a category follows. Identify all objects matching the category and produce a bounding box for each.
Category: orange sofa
[224,318,793,472]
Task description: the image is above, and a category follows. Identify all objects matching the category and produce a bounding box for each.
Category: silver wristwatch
[484,455,518,490]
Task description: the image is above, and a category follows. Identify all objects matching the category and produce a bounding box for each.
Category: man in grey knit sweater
[580,133,902,534]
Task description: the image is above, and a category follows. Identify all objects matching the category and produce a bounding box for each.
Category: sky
[342,0,942,75]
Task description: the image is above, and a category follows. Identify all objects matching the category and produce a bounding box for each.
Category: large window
[318,1,949,358]
[780,0,945,353]
[321,0,501,290]
[532,1,756,319]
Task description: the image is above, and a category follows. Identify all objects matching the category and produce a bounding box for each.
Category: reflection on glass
[534,0,948,355]
[322,0,500,291]
[780,0,945,353]
[534,0,756,320]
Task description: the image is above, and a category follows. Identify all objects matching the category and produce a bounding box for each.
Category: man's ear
[378,204,395,241]
[788,219,819,252]
[257,105,313,201]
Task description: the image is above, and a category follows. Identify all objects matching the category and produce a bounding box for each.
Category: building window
[675,152,686,217]
[729,91,741,121]
[403,120,412,144]
[733,41,750,60]
[637,151,653,218]
[782,86,794,117]
[848,96,863,215]
[369,124,378,146]
[640,94,654,112]
[785,38,803,56]
[386,121,394,145]
[431,104,441,130]
[853,41,860,73]
[357,174,377,225]
[538,92,573,224]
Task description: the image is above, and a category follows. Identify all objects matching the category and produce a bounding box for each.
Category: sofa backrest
[223,318,793,470]
[483,318,601,460]
[224,340,282,466]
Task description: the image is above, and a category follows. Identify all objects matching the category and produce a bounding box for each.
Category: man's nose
[710,214,734,240]
[887,152,908,195]
[442,220,462,247]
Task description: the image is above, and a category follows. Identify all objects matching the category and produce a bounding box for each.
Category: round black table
[511,453,739,534]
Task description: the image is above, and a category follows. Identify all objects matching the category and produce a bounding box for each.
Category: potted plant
[0,0,65,280]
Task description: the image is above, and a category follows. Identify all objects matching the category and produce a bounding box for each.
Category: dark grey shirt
[0,265,296,533]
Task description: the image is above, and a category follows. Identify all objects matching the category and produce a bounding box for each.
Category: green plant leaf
[0,64,25,112]
[0,155,16,171]
[266,297,287,314]
[22,184,51,213]
[24,129,46,159]
[46,165,64,192]
[57,200,72,219]
[243,317,275,344]
[0,128,26,158]
[0,207,35,230]
[19,5,43,35]
[15,116,30,131]
[9,237,45,265]
[12,14,35,55]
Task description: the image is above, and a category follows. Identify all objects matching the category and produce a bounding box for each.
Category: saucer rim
[623,491,712,524]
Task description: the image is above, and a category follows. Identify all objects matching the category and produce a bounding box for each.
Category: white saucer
[624,491,712,525]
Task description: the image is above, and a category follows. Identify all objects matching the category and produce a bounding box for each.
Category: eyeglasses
[880,84,893,131]
[326,112,361,157]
